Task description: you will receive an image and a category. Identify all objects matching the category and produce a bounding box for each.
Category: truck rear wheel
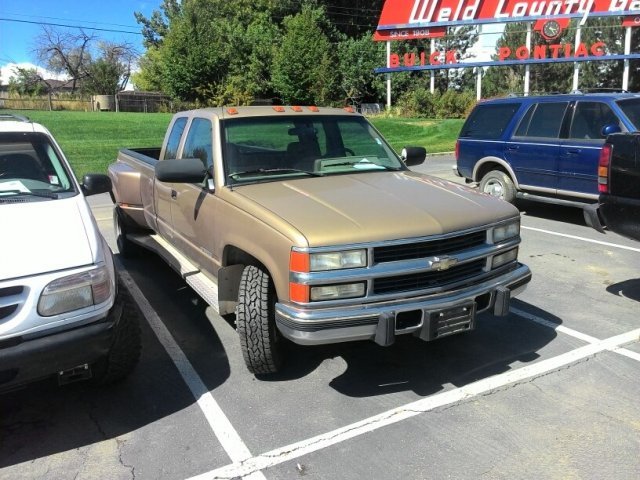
[236,265,283,374]
[479,170,516,204]
[114,206,139,258]
[93,279,142,384]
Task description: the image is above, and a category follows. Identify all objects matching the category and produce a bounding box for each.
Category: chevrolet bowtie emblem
[431,256,458,271]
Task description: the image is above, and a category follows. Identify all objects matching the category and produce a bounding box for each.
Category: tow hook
[58,364,92,385]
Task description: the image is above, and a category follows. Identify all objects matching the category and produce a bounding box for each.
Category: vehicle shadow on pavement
[606,278,640,302]
[517,200,588,226]
[268,300,560,399]
[0,254,231,469]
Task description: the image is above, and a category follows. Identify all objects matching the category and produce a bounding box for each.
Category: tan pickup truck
[109,106,531,375]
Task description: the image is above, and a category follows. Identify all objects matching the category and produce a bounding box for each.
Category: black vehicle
[584,132,640,241]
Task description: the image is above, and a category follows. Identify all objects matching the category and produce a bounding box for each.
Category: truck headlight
[310,249,367,271]
[310,283,365,301]
[493,219,520,243]
[38,266,112,317]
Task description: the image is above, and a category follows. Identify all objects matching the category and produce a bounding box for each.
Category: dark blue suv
[455,93,640,206]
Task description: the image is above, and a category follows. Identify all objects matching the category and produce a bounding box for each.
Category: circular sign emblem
[541,20,562,41]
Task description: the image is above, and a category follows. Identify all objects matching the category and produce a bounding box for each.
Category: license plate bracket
[417,303,476,341]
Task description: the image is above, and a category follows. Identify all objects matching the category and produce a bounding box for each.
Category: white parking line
[187,328,640,480]
[119,271,266,480]
[512,307,640,362]
[522,226,640,253]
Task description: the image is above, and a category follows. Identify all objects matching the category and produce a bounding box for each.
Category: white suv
[0,114,141,391]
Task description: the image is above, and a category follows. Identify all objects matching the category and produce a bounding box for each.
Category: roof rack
[570,88,629,94]
[0,113,31,122]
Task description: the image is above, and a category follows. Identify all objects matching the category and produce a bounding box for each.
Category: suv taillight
[455,139,460,161]
[598,143,612,194]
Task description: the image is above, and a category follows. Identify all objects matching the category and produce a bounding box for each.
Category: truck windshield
[222,115,404,184]
[616,98,640,130]
[0,132,75,200]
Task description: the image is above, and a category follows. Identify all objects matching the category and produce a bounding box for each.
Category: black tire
[236,265,283,374]
[93,279,142,385]
[479,170,517,204]
[114,206,139,258]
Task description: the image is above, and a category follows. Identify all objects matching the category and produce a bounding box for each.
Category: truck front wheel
[479,170,516,204]
[236,265,283,374]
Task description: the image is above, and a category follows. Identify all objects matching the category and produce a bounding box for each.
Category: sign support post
[573,26,582,91]
[623,26,632,91]
[524,23,531,96]
[430,38,435,94]
[386,41,392,109]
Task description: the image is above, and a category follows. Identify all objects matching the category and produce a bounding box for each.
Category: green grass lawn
[2,110,463,179]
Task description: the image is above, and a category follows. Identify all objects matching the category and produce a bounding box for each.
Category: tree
[271,5,339,104]
[8,67,47,96]
[34,26,137,95]
[83,42,136,94]
[338,33,387,104]
[35,26,94,92]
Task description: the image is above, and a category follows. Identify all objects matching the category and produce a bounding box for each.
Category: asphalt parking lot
[1,155,639,480]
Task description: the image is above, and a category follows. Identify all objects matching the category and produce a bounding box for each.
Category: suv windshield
[0,132,76,200]
[617,98,640,130]
[222,115,403,184]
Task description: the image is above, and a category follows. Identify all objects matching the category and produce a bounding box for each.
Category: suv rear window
[617,98,640,130]
[459,103,520,140]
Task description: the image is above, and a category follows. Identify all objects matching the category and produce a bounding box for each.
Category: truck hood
[231,171,519,246]
[0,196,97,280]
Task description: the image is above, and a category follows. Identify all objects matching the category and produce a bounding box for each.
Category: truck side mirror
[82,173,112,196]
[401,146,427,166]
[156,158,206,183]
[601,123,622,137]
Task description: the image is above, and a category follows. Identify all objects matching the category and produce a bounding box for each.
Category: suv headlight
[38,266,113,317]
[310,249,367,271]
[493,219,520,243]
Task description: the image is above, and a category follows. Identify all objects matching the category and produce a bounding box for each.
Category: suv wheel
[236,265,283,375]
[93,279,142,384]
[479,170,516,204]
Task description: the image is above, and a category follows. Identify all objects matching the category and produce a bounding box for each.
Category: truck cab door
[155,117,189,240]
[170,117,221,275]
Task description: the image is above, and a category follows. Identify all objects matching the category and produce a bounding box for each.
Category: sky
[0,0,161,84]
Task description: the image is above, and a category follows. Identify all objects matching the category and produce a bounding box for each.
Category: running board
[516,192,590,209]
[128,233,219,312]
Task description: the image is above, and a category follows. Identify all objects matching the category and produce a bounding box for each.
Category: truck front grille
[0,286,24,322]
[373,259,485,295]
[373,231,486,263]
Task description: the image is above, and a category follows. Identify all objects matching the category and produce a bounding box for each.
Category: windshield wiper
[228,168,322,179]
[323,162,402,171]
[0,189,59,199]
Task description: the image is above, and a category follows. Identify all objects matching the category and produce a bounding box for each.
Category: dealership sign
[377,0,640,30]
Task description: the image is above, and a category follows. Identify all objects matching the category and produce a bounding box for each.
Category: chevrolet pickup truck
[109,106,532,375]
[584,132,640,241]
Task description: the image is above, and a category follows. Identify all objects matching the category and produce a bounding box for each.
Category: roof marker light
[273,106,285,112]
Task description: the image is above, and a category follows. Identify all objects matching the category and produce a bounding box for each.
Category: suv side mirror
[401,146,427,166]
[82,174,112,196]
[156,158,206,183]
[602,123,622,137]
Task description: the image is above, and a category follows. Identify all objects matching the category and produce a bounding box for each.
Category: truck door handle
[565,150,581,155]
[171,189,177,199]
[505,145,519,151]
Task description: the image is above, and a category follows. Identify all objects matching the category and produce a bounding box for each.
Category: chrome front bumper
[275,263,531,346]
